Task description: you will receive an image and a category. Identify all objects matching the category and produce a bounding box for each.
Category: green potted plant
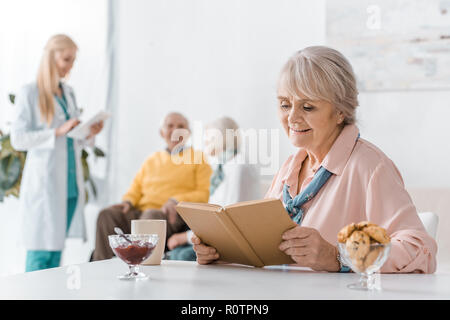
[0,94,105,202]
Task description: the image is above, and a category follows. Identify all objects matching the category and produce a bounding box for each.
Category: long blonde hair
[37,34,78,125]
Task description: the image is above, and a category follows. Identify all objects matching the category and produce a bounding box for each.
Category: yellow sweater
[122,147,213,211]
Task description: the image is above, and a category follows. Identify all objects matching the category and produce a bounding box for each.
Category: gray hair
[205,116,241,152]
[277,46,359,125]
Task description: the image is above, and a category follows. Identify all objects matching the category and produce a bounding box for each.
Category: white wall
[112,0,326,201]
[358,91,450,188]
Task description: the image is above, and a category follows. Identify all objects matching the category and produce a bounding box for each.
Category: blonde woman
[11,34,103,272]
[193,46,437,273]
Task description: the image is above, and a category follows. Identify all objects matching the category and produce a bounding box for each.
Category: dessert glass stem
[118,264,149,280]
[128,265,139,277]
[348,272,380,290]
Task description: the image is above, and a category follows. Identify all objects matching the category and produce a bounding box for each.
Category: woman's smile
[289,126,312,135]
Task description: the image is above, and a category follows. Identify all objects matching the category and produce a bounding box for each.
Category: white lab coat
[10,82,91,251]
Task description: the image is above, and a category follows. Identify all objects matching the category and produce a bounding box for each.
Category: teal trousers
[25,197,77,272]
[168,244,197,261]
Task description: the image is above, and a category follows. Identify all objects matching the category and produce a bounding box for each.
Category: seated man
[91,112,212,261]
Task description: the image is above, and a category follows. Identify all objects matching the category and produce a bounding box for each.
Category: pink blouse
[265,124,437,273]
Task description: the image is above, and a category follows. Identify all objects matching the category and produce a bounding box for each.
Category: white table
[0,259,449,300]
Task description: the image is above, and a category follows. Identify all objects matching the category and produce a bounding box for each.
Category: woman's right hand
[55,118,80,137]
[111,201,132,214]
[192,234,220,264]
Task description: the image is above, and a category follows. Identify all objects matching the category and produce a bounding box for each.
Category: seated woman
[192,46,437,273]
[167,116,262,261]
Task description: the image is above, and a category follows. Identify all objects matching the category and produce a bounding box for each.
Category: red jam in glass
[113,241,156,265]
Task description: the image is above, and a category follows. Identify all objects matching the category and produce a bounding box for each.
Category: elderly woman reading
[192,46,437,273]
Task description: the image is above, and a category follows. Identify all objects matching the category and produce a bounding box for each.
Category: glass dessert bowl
[109,234,159,280]
[338,242,391,290]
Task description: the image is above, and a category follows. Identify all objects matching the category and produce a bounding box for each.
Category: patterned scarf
[282,166,332,225]
[283,133,360,225]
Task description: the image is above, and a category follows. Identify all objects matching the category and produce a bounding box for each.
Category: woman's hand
[55,118,80,137]
[279,226,340,272]
[86,120,104,139]
[167,231,189,250]
[192,234,221,265]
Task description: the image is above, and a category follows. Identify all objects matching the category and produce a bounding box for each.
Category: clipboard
[67,111,111,139]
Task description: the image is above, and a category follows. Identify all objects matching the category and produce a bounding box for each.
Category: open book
[175,198,297,267]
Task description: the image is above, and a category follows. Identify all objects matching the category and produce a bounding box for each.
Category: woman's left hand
[87,120,104,139]
[279,226,340,272]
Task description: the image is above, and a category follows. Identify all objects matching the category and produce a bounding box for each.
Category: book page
[224,198,277,209]
[176,202,223,211]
